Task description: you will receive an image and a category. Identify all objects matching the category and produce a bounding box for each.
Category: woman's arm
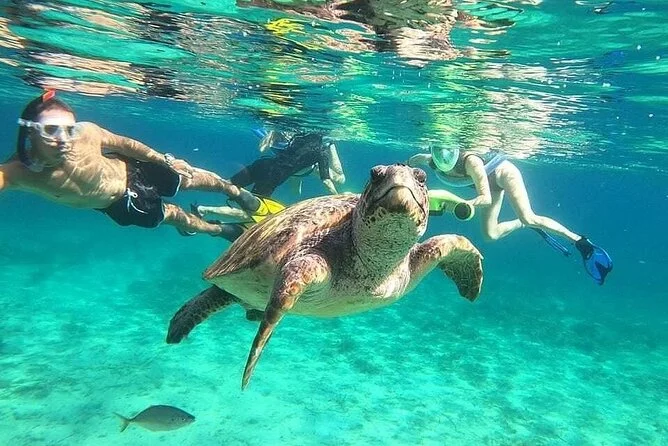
[407,153,432,168]
[464,155,492,207]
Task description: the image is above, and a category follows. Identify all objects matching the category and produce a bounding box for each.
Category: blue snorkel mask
[430,146,460,173]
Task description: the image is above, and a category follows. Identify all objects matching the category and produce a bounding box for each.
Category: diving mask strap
[17,136,46,172]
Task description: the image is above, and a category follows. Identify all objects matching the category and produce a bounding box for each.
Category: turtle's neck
[351,214,419,275]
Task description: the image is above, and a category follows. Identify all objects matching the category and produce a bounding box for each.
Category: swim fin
[575,237,613,285]
[532,228,571,257]
[249,196,286,223]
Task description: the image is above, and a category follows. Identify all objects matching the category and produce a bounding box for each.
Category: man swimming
[0,90,263,240]
[409,146,613,285]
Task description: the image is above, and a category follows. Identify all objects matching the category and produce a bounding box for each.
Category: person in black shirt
[192,130,345,224]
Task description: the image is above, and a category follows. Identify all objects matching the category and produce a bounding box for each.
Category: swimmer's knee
[518,213,538,227]
[482,229,500,242]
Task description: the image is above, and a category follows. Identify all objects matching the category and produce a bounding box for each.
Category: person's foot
[210,223,245,242]
[575,236,594,258]
[190,202,204,218]
[232,189,261,213]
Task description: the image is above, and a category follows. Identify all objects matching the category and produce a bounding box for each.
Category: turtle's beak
[374,185,426,225]
[365,165,428,227]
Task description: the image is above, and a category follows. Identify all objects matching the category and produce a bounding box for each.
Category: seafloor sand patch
[0,229,666,445]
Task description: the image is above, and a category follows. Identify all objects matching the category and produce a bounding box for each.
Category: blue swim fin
[575,237,613,285]
[532,228,571,257]
[252,128,268,139]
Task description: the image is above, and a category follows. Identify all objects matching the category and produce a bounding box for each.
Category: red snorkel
[42,89,56,101]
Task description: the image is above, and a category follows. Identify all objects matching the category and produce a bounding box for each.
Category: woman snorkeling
[409,146,613,285]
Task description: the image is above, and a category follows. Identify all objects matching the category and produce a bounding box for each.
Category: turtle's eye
[413,168,426,184]
[370,166,385,183]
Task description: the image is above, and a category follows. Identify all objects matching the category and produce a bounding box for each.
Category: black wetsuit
[231,133,331,196]
[98,157,181,228]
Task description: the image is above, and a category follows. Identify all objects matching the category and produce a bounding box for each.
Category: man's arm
[98,126,170,165]
[0,161,21,193]
[325,142,346,184]
[0,164,7,192]
[464,156,492,207]
[97,125,193,178]
[316,150,338,194]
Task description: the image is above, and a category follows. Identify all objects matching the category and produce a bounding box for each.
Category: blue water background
[0,92,666,444]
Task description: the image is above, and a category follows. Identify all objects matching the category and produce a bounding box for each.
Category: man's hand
[323,179,338,194]
[0,162,19,192]
[164,153,194,179]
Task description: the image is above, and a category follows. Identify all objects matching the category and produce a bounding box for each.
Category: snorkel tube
[251,128,268,140]
[252,128,289,153]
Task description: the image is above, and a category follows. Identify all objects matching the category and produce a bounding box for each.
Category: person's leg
[197,205,249,221]
[479,189,524,241]
[163,203,224,235]
[179,167,260,213]
[163,204,246,241]
[495,162,579,242]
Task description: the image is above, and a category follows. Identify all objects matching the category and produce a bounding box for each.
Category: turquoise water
[1,1,667,445]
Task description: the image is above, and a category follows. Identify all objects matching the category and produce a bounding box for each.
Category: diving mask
[18,118,82,142]
[430,146,460,173]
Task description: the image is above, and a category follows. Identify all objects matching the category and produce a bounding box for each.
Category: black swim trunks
[99,159,181,228]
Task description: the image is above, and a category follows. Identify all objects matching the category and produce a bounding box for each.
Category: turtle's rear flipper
[244,309,264,321]
[166,286,236,344]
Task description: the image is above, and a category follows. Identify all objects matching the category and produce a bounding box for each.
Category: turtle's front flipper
[166,286,237,344]
[409,235,483,301]
[242,253,331,390]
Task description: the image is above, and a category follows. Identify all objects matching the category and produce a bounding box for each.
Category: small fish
[114,405,195,432]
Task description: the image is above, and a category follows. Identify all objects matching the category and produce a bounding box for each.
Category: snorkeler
[0,90,265,241]
[238,129,345,196]
[192,129,346,224]
[408,146,613,285]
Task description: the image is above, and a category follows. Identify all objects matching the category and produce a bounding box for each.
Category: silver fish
[114,405,195,432]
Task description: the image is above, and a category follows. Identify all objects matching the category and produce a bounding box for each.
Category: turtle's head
[353,164,429,261]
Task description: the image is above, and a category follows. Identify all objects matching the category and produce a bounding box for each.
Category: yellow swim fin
[249,196,286,223]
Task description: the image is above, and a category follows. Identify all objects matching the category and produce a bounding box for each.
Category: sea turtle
[166,164,483,389]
